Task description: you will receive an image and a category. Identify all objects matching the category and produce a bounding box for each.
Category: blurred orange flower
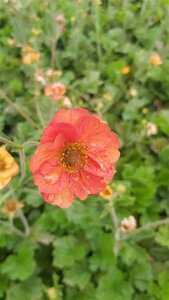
[0,147,19,190]
[121,66,131,75]
[100,185,113,200]
[150,53,163,66]
[45,83,66,100]
[22,45,40,65]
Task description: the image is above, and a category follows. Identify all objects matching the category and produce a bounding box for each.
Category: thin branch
[0,91,40,129]
[18,210,30,236]
[122,218,169,241]
[19,148,26,178]
[0,137,20,148]
[22,141,40,148]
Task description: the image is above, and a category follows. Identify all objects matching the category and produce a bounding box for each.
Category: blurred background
[0,0,169,299]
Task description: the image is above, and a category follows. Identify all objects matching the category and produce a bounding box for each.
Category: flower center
[60,142,88,173]
[0,159,6,171]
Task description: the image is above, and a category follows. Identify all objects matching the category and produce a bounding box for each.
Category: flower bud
[120,216,137,233]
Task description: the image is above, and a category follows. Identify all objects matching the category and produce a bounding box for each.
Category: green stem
[18,210,30,236]
[0,91,40,129]
[0,137,21,148]
[22,141,40,148]
[19,148,26,178]
[122,217,169,241]
[109,205,121,255]
[0,219,25,237]
[35,98,46,128]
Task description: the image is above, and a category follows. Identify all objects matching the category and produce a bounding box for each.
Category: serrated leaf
[53,235,88,268]
[6,276,43,300]
[64,264,90,290]
[96,267,133,300]
[2,244,36,280]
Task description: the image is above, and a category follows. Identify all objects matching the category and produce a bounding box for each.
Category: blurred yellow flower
[142,107,149,114]
[22,45,34,54]
[150,53,163,66]
[121,66,131,75]
[103,93,112,101]
[100,185,113,200]
[46,287,57,300]
[1,200,23,219]
[0,147,19,190]
[31,28,41,36]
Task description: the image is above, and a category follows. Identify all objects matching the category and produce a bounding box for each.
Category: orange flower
[22,45,34,54]
[121,66,131,75]
[22,52,40,65]
[100,185,113,200]
[1,199,23,219]
[45,83,66,100]
[0,147,19,190]
[22,45,40,65]
[150,53,163,66]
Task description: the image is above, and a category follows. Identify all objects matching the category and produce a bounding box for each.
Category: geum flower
[0,147,19,190]
[44,83,66,100]
[29,108,120,208]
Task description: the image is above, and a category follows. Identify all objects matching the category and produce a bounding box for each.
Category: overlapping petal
[29,107,120,208]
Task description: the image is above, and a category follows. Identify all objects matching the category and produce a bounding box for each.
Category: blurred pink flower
[44,83,66,100]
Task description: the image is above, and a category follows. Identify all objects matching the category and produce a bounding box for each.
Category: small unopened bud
[128,87,138,97]
[120,216,137,233]
[62,96,72,108]
[117,184,126,195]
[55,15,66,26]
[145,122,158,136]
[46,287,57,300]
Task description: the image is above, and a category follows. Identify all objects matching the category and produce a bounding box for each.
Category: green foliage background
[0,0,169,299]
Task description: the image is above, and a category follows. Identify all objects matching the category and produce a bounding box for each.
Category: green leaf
[129,262,153,291]
[156,225,169,248]
[6,276,43,300]
[53,235,88,268]
[2,243,36,280]
[89,233,115,271]
[64,264,90,290]
[96,267,134,300]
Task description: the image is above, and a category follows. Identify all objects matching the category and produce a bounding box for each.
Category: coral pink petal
[41,186,74,208]
[49,107,90,126]
[88,146,120,170]
[41,123,78,144]
[84,158,109,177]
[76,116,116,150]
[80,170,105,195]
[29,143,59,173]
[69,173,88,200]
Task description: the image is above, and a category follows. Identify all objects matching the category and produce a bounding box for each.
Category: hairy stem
[122,217,169,240]
[0,92,40,129]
